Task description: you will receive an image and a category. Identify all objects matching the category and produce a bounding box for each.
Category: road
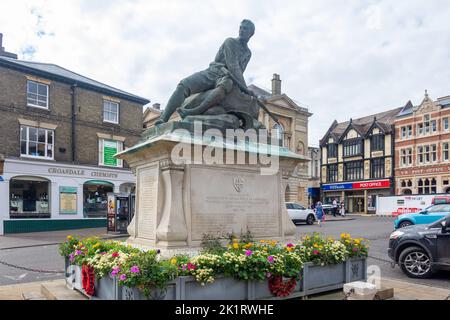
[0,216,449,289]
[295,215,450,290]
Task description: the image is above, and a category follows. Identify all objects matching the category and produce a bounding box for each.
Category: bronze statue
[155,19,280,130]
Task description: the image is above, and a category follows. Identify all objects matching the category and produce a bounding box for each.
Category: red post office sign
[353,180,390,189]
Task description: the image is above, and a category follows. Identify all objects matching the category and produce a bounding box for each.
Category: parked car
[321,204,334,215]
[393,203,450,229]
[286,202,316,225]
[388,214,450,278]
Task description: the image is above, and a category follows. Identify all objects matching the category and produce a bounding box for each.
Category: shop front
[322,179,391,214]
[0,158,136,234]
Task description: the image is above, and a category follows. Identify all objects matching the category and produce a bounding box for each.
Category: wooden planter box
[65,257,367,300]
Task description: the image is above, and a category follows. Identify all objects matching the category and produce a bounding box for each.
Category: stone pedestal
[116,123,308,250]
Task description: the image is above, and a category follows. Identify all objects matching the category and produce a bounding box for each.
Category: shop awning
[83,180,114,186]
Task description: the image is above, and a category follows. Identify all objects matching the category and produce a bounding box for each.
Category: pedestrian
[332,198,338,217]
[340,201,346,217]
[315,201,325,227]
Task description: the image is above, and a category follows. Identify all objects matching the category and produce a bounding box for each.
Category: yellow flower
[170,258,177,265]
[313,243,319,248]
[92,243,100,248]
[286,247,293,252]
[355,239,360,245]
[260,240,266,243]
[67,235,73,240]
[263,247,268,251]
[232,243,239,249]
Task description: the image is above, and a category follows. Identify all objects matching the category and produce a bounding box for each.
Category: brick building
[395,92,450,195]
[0,35,149,234]
[320,107,402,214]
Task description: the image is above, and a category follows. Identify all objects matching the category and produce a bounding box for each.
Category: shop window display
[10,177,50,218]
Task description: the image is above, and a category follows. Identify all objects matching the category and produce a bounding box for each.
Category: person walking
[340,201,346,217]
[315,201,325,227]
[332,198,338,217]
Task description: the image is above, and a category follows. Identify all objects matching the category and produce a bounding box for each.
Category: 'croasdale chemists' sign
[48,167,118,179]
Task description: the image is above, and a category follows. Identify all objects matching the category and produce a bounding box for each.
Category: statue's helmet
[241,19,255,36]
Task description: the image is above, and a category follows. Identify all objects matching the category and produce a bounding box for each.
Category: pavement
[0,228,126,250]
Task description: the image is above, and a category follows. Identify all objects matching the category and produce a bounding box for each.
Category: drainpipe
[71,84,77,163]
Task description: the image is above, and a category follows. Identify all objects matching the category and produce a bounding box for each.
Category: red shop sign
[353,180,390,189]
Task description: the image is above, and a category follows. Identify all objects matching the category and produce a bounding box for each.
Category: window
[10,177,50,218]
[400,148,413,167]
[417,123,424,136]
[431,120,437,133]
[400,125,412,139]
[27,80,49,109]
[273,123,284,146]
[443,118,449,132]
[424,115,430,134]
[20,126,54,159]
[371,158,385,179]
[443,143,449,162]
[98,139,123,167]
[371,134,385,152]
[103,100,119,124]
[344,160,364,181]
[343,139,362,157]
[327,164,338,182]
[328,144,337,158]
[417,178,437,195]
[417,144,437,164]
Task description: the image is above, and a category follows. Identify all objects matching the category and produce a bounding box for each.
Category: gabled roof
[321,107,403,146]
[0,56,150,105]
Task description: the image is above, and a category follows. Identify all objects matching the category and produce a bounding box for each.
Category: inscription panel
[190,167,280,240]
[137,165,158,240]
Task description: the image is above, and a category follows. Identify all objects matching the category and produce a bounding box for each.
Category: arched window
[83,180,114,218]
[403,189,412,195]
[10,176,50,218]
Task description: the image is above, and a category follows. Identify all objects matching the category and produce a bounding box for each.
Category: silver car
[286,202,316,225]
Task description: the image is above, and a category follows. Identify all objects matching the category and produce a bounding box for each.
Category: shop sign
[47,167,118,179]
[0,176,3,182]
[323,179,390,191]
[59,186,77,214]
[103,141,118,166]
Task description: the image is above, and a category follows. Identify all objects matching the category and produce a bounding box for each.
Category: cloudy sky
[1,0,450,146]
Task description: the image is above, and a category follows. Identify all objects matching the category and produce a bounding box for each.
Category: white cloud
[1,0,450,146]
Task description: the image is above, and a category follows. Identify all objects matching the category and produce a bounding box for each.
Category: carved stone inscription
[190,167,280,240]
[137,165,158,240]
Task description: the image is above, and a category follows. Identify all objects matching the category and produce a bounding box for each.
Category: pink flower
[75,250,82,255]
[352,247,359,252]
[245,250,253,256]
[69,253,75,262]
[313,250,319,255]
[130,266,140,273]
[181,265,187,272]
[100,252,107,255]
[187,263,196,271]
[266,272,272,278]
[112,252,119,258]
[119,274,127,281]
[267,256,274,263]
[286,243,294,248]
[111,267,120,277]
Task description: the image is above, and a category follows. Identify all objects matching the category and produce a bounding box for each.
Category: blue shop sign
[322,183,353,191]
[0,176,3,182]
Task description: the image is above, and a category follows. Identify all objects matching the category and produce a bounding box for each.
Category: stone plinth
[116,122,309,250]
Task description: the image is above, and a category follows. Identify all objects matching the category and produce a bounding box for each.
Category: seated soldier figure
[155,19,256,125]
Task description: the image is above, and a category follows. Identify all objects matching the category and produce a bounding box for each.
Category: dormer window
[343,139,362,157]
[327,143,337,158]
[371,134,385,152]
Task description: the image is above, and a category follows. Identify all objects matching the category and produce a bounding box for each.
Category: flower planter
[65,257,367,300]
[93,275,120,300]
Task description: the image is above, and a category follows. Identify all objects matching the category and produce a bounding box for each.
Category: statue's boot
[155,84,190,125]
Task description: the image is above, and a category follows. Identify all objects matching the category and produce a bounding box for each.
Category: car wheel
[306,214,315,225]
[399,221,413,228]
[399,246,433,279]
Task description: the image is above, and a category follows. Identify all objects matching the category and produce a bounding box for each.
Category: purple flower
[130,266,140,273]
[266,272,272,278]
[286,243,294,248]
[156,249,161,254]
[119,274,127,281]
[69,253,75,262]
[100,252,107,255]
[267,256,274,263]
[352,247,359,252]
[245,250,253,256]
[313,250,319,255]
[111,267,120,277]
[75,250,82,255]
[182,265,187,272]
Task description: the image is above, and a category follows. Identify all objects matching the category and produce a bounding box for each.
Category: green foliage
[200,233,226,255]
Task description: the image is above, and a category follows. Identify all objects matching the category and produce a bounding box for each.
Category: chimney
[0,33,18,59]
[152,103,161,110]
[271,73,281,96]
